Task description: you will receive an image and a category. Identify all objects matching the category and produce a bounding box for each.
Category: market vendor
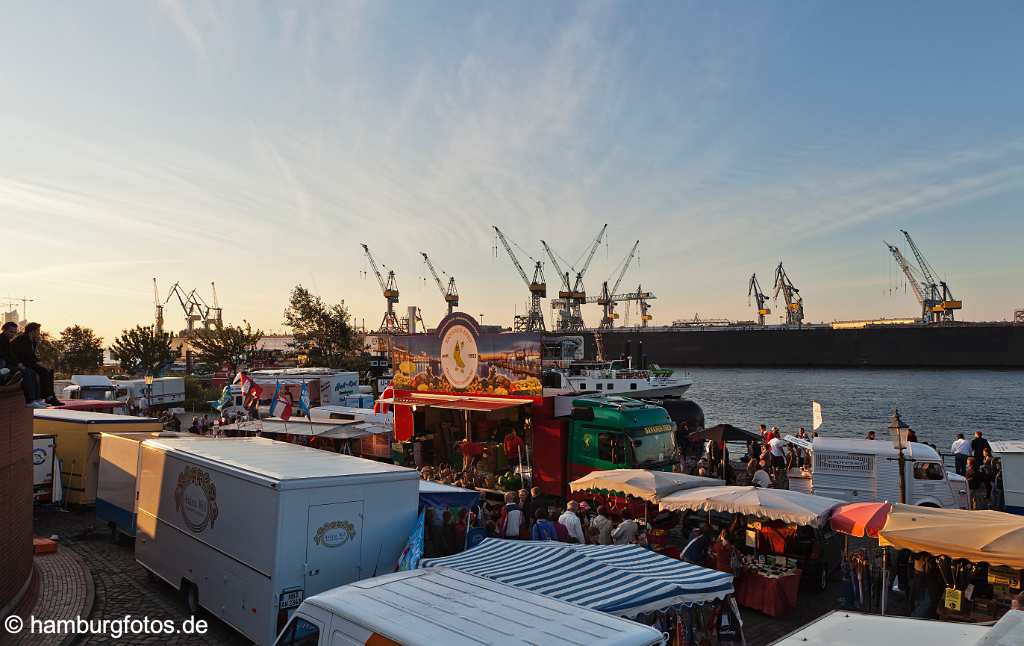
[459,439,487,471]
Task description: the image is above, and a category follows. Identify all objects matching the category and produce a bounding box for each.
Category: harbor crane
[622,284,656,328]
[420,252,459,316]
[493,226,546,332]
[542,223,607,331]
[747,273,771,326]
[163,282,208,336]
[587,240,641,329]
[208,282,223,329]
[153,278,164,334]
[773,262,804,326]
[884,230,961,323]
[361,243,404,334]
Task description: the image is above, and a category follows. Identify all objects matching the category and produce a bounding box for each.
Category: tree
[56,325,105,374]
[110,325,179,376]
[283,285,361,368]
[189,322,263,375]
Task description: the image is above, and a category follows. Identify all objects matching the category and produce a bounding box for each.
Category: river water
[673,367,1024,446]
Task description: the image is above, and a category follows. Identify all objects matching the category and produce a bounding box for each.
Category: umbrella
[688,424,761,443]
[569,469,723,502]
[877,504,1024,569]
[659,485,844,528]
[830,502,892,538]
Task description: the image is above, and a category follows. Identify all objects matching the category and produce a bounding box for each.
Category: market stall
[828,502,892,613]
[660,485,844,617]
[876,504,1024,622]
[422,538,741,644]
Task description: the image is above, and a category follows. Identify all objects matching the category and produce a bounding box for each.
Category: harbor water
[677,367,1024,445]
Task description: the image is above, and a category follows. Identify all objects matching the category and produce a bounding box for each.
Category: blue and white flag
[214,386,232,411]
[268,381,282,416]
[397,509,425,571]
[298,382,311,416]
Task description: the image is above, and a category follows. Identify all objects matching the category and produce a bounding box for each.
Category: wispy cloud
[158,0,209,61]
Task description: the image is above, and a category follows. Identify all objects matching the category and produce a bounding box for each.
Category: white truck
[96,431,189,539]
[250,369,360,406]
[134,436,419,646]
[32,434,57,503]
[62,374,185,410]
[785,437,969,508]
[275,568,665,646]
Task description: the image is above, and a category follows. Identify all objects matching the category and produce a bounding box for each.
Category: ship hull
[587,323,1024,368]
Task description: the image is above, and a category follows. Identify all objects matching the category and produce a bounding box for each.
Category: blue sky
[2,2,1022,341]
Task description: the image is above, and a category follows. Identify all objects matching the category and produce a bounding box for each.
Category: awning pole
[880,546,887,616]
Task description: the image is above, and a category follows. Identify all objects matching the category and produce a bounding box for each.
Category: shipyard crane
[421,252,459,316]
[493,226,546,332]
[153,278,164,334]
[540,240,575,331]
[747,273,771,326]
[541,223,607,331]
[361,243,404,334]
[622,284,655,328]
[900,229,961,322]
[885,241,933,322]
[207,282,223,329]
[773,262,804,326]
[587,240,640,329]
[163,282,208,336]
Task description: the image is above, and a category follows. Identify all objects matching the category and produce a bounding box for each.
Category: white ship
[545,360,692,397]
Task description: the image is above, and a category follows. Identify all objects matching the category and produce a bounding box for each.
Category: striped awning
[420,538,733,617]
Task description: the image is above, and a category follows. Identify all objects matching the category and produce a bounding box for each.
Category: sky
[2,1,1023,343]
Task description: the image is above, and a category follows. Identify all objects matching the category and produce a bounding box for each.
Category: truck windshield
[632,432,675,466]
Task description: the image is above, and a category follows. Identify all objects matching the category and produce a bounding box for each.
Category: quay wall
[587,323,1024,368]
[0,384,33,610]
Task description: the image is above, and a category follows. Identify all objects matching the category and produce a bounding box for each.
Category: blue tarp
[421,538,734,618]
[418,480,481,510]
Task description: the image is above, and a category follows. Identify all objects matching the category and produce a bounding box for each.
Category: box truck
[785,437,969,509]
[32,434,57,502]
[275,568,665,646]
[96,431,190,539]
[134,437,419,646]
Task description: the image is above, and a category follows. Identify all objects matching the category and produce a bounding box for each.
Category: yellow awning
[877,504,1024,569]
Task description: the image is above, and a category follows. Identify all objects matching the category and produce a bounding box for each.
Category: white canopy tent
[570,469,723,502]
[659,485,844,528]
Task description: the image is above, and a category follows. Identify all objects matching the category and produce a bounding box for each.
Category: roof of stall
[877,504,1024,569]
[659,485,844,528]
[570,469,723,502]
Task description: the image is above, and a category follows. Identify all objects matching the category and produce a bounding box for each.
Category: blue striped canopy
[420,538,734,617]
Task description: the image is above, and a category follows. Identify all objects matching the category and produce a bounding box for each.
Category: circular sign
[440,324,479,389]
[32,448,46,465]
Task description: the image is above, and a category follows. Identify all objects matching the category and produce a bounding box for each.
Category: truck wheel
[184,583,200,614]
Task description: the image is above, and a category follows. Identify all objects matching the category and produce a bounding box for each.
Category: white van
[786,438,968,508]
[990,441,1023,516]
[135,437,419,646]
[275,568,665,646]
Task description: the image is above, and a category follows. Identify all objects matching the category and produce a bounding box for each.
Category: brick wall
[0,384,33,609]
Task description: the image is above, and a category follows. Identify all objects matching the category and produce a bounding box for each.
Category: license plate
[279,588,304,609]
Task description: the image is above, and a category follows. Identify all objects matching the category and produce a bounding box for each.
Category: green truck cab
[566,396,678,481]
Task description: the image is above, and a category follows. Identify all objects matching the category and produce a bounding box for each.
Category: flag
[374,381,394,415]
[214,386,232,411]
[812,401,823,431]
[396,509,425,571]
[298,382,311,416]
[268,381,282,416]
[240,373,263,408]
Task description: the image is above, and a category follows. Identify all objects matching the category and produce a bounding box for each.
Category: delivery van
[275,568,665,646]
[135,436,419,646]
[96,431,190,539]
[786,437,968,508]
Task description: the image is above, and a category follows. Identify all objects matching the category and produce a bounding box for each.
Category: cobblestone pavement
[33,508,250,646]
[4,549,92,646]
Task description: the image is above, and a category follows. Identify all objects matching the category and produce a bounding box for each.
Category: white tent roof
[659,485,843,528]
[570,469,723,502]
[770,610,1023,646]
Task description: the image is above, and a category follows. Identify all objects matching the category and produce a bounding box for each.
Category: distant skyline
[2,2,1023,342]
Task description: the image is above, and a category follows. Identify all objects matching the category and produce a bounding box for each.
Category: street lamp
[889,408,910,504]
[144,374,154,415]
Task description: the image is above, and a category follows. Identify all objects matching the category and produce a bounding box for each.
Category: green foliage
[54,325,105,374]
[183,375,221,412]
[283,285,362,369]
[189,322,263,374]
[110,325,179,376]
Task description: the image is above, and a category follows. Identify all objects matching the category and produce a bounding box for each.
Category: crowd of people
[0,321,62,408]
[953,431,1005,510]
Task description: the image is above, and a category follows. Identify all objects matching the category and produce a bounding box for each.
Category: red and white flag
[374,381,394,415]
[276,389,294,422]
[238,372,263,408]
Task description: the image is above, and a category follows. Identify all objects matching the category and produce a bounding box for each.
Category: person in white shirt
[558,501,586,544]
[501,492,523,539]
[752,459,773,488]
[611,510,640,545]
[589,506,613,545]
[951,433,971,476]
[768,435,786,472]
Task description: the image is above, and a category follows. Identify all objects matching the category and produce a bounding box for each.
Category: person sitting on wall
[0,322,24,389]
[12,322,61,407]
